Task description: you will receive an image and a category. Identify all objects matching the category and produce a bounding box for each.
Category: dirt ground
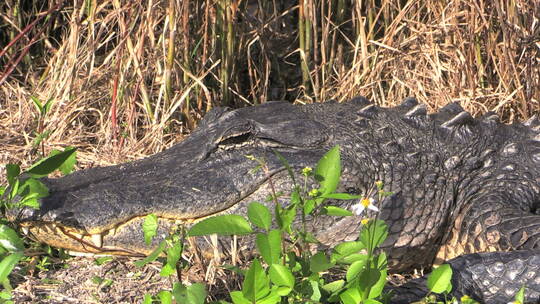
[12,257,170,303]
[10,250,241,304]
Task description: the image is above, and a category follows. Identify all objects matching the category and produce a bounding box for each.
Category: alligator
[9,97,540,303]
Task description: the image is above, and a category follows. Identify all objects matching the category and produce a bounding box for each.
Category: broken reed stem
[164,0,176,119]
[298,0,310,94]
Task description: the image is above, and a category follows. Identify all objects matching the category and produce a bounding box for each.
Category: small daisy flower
[360,218,370,225]
[351,197,379,215]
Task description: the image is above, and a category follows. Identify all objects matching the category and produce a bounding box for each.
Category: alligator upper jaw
[15,145,325,255]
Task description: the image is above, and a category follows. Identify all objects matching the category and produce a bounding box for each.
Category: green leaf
[367,253,388,299]
[18,178,49,199]
[256,230,281,265]
[254,290,281,304]
[515,285,525,303]
[94,257,113,266]
[310,252,334,273]
[172,282,207,304]
[248,202,271,231]
[339,288,361,304]
[268,264,294,292]
[20,197,40,209]
[5,164,20,186]
[160,241,183,277]
[0,225,24,252]
[0,253,23,283]
[322,206,353,216]
[158,290,172,304]
[358,263,381,298]
[242,259,270,301]
[230,291,251,304]
[363,300,383,304]
[25,147,77,177]
[320,193,361,200]
[359,219,388,252]
[43,98,54,115]
[321,280,345,293]
[290,188,301,206]
[30,96,44,115]
[315,145,341,195]
[134,241,166,267]
[32,130,51,148]
[91,276,113,287]
[188,215,253,236]
[346,259,367,282]
[303,199,316,216]
[427,264,453,294]
[276,204,296,233]
[8,179,19,201]
[332,241,366,263]
[142,294,153,304]
[49,148,77,175]
[308,280,322,301]
[0,291,12,300]
[142,214,158,246]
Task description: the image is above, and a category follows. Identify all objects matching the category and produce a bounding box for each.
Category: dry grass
[1,0,539,173]
[0,0,539,301]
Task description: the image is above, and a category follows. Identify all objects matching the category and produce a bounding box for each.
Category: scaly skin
[10,97,540,302]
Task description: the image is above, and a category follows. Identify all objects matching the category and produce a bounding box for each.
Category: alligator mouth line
[22,169,288,255]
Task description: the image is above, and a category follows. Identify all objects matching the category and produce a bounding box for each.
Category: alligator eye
[220,132,251,145]
[217,132,253,149]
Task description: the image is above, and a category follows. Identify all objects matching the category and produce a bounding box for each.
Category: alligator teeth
[91,234,103,248]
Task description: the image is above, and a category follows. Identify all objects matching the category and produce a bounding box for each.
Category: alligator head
[12,101,339,256]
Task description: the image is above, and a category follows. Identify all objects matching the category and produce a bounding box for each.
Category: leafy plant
[0,147,77,302]
[29,96,55,156]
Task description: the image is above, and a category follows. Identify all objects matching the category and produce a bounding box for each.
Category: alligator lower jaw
[21,213,222,256]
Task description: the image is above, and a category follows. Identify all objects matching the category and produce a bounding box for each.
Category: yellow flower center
[361,198,371,207]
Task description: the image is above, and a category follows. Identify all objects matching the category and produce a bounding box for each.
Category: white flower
[351,197,379,215]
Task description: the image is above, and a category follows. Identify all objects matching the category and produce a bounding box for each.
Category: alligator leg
[438,191,540,261]
[388,251,540,303]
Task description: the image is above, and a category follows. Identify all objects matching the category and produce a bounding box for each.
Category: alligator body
[12,97,540,302]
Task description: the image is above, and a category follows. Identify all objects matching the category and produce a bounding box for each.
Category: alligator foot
[388,251,540,303]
